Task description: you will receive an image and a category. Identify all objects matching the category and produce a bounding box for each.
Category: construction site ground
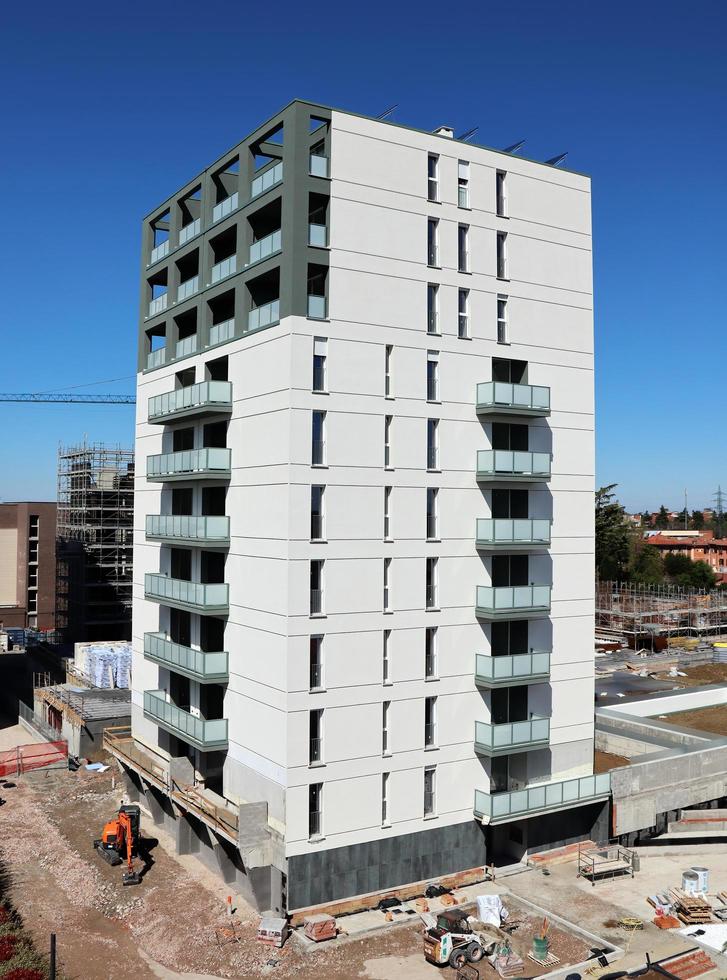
[653,664,727,688]
[594,749,631,773]
[654,704,727,737]
[3,767,727,979]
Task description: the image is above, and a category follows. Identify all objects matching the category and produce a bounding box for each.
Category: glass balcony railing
[144,690,228,751]
[308,223,327,247]
[475,585,551,619]
[209,318,235,346]
[476,382,551,417]
[175,335,198,359]
[250,162,283,200]
[143,632,229,683]
[212,192,239,224]
[474,716,550,756]
[310,154,329,178]
[145,515,230,545]
[146,447,231,481]
[476,450,551,482]
[248,229,281,266]
[150,240,169,264]
[474,774,611,823]
[146,347,166,370]
[179,218,201,246]
[475,651,551,687]
[211,255,237,284]
[148,293,168,317]
[307,295,327,319]
[148,381,233,423]
[475,518,551,549]
[248,299,280,333]
[177,276,199,302]
[144,573,229,613]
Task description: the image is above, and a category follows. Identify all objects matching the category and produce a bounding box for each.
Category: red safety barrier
[0,740,67,777]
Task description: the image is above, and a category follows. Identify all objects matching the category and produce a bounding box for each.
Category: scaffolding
[596,580,727,649]
[56,442,134,648]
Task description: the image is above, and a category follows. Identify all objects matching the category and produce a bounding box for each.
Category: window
[384,557,392,612]
[458,288,470,339]
[384,415,393,468]
[382,700,391,754]
[384,486,392,540]
[424,766,436,816]
[310,635,323,690]
[382,772,390,826]
[309,708,323,764]
[385,345,393,397]
[427,218,439,267]
[312,337,327,392]
[309,782,322,838]
[310,485,325,541]
[496,170,507,217]
[427,351,439,402]
[426,487,439,540]
[312,410,326,465]
[458,161,470,208]
[424,696,437,747]
[497,231,508,279]
[383,629,391,683]
[427,283,439,334]
[427,418,439,470]
[427,154,439,202]
[425,626,438,679]
[310,559,324,615]
[497,296,509,344]
[426,557,438,609]
[458,224,470,272]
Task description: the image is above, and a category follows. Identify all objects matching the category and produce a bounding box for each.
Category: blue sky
[1,0,725,512]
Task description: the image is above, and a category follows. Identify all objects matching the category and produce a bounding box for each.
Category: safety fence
[0,740,68,778]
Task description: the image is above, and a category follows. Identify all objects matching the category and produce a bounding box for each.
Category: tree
[664,552,692,578]
[691,509,705,530]
[677,508,689,529]
[595,485,631,581]
[629,544,664,585]
[685,561,717,590]
[655,505,670,529]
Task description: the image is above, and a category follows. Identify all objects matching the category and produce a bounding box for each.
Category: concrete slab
[0,723,42,752]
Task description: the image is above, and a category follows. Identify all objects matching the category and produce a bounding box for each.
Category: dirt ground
[654,663,727,688]
[594,749,631,773]
[654,703,727,736]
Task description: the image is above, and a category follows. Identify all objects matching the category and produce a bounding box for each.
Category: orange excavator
[93,804,142,885]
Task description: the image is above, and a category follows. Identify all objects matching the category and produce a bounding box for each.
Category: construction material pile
[74,642,132,689]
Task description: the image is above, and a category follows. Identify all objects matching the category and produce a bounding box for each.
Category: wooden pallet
[527,951,560,967]
[669,888,715,925]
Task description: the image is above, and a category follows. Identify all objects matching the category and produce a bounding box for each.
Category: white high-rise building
[109,101,608,914]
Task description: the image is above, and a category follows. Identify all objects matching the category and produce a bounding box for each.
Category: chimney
[433,126,454,138]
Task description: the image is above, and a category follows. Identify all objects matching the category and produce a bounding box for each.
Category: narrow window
[384,557,392,612]
[427,154,439,202]
[310,559,324,615]
[384,415,393,468]
[424,696,437,747]
[312,337,327,392]
[427,283,439,334]
[384,486,392,540]
[312,410,326,465]
[385,344,393,397]
[424,766,436,816]
[426,557,438,609]
[309,783,322,838]
[458,288,469,339]
[496,170,507,217]
[425,626,438,679]
[309,708,323,764]
[458,224,470,273]
[458,161,470,208]
[427,418,439,470]
[497,231,508,280]
[309,635,323,690]
[382,772,390,825]
[427,218,439,267]
[310,485,325,541]
[426,351,439,403]
[383,628,391,683]
[382,700,391,754]
[426,487,438,540]
[497,296,509,345]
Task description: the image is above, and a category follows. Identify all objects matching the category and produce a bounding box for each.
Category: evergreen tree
[655,505,670,529]
[629,544,664,585]
[595,485,631,581]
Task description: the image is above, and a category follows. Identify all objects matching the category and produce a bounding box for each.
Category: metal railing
[146,447,231,480]
[475,585,551,614]
[211,255,237,284]
[476,450,551,480]
[148,293,168,317]
[177,275,199,302]
[424,723,436,747]
[309,154,328,178]
[428,309,438,334]
[251,162,283,199]
[144,632,228,681]
[309,737,322,764]
[475,519,551,547]
[144,690,228,749]
[310,589,323,615]
[307,295,326,319]
[425,585,437,609]
[179,218,201,246]
[148,380,233,422]
[475,651,551,685]
[474,716,550,753]
[147,347,166,370]
[428,244,439,267]
[212,191,238,224]
[308,223,327,247]
[309,662,323,690]
[476,382,550,414]
[475,773,611,822]
[175,335,197,359]
[424,790,435,815]
[145,515,230,544]
[248,229,281,266]
[248,299,280,333]
[150,240,169,264]
[209,318,234,346]
[144,574,229,611]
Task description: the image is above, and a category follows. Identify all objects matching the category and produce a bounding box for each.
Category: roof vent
[433,126,454,138]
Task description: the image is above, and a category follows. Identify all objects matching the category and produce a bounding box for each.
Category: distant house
[644,529,727,581]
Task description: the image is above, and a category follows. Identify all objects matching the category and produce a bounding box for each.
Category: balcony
[211,255,237,284]
[146,348,166,371]
[308,223,327,248]
[177,276,199,303]
[476,382,551,417]
[209,318,235,346]
[146,447,231,482]
[150,240,169,265]
[474,774,611,825]
[143,632,229,683]
[250,162,283,200]
[475,651,551,688]
[148,294,168,318]
[307,295,327,319]
[179,218,201,246]
[212,192,238,224]
[475,519,551,551]
[248,229,281,266]
[148,381,233,424]
[143,690,228,751]
[248,299,280,333]
[175,335,198,359]
[476,450,551,482]
[475,585,551,620]
[144,573,229,615]
[309,154,329,178]
[145,515,230,547]
[474,716,550,757]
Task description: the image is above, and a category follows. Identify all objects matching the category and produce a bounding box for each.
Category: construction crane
[0,393,135,405]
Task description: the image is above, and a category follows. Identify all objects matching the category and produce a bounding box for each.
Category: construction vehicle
[423,908,487,969]
[93,804,142,885]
